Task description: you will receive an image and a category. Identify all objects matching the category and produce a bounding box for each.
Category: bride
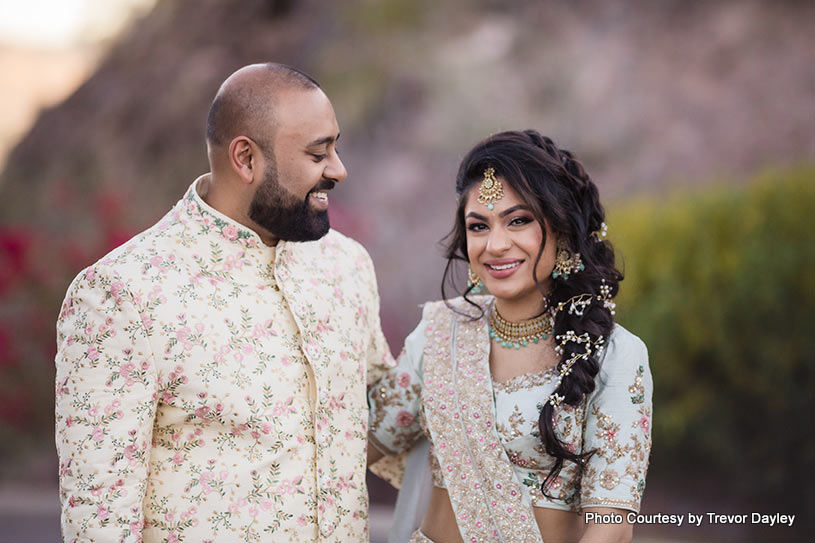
[367,130,652,543]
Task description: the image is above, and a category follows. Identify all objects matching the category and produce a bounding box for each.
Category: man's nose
[325,152,347,184]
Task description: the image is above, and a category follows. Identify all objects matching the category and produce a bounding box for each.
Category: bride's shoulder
[596,323,650,382]
[420,295,492,320]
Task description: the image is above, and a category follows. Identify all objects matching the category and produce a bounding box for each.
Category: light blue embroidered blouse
[368,305,653,513]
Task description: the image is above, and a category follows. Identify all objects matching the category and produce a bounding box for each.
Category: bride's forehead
[464,178,525,214]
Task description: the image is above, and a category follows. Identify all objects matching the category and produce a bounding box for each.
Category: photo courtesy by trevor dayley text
[584,511,796,528]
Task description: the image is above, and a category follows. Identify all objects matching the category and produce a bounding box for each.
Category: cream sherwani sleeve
[56,265,158,541]
[356,246,395,386]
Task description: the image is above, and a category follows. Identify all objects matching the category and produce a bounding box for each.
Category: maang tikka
[477,167,503,210]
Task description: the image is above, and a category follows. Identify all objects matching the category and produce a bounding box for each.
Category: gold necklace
[489,304,554,349]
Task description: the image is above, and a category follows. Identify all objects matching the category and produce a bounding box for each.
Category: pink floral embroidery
[55,179,393,541]
[396,410,415,427]
[640,415,650,432]
[221,224,238,241]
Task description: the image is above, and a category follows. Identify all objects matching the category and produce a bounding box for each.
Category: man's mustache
[310,179,336,194]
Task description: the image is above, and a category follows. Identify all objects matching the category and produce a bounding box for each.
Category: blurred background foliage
[0,0,813,538]
[611,168,815,512]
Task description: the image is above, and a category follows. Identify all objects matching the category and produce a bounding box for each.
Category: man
[55,63,393,542]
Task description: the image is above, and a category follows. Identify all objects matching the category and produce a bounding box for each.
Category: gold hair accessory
[477,167,503,210]
[546,332,606,407]
[551,288,616,317]
[591,222,608,240]
[489,304,554,349]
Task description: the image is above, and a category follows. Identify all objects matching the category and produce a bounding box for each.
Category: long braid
[523,130,621,495]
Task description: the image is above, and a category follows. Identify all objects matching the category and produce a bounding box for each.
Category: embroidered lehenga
[369,296,652,542]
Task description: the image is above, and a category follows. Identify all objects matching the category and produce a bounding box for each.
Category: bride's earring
[468,265,483,293]
[551,238,584,280]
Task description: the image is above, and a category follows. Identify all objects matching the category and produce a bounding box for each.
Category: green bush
[609,166,815,506]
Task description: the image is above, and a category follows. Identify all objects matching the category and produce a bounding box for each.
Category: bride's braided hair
[441,130,623,496]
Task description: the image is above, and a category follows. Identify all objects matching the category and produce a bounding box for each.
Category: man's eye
[311,154,327,162]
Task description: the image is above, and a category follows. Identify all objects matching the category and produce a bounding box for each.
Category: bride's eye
[509,216,533,226]
[467,223,488,232]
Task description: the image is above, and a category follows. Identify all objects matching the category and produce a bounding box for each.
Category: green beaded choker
[489,304,554,349]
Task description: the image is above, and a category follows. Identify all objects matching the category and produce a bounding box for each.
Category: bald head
[205,63,321,153]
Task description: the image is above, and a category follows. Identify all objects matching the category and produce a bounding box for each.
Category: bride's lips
[483,259,523,278]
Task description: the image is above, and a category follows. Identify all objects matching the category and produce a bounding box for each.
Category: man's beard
[248,164,332,242]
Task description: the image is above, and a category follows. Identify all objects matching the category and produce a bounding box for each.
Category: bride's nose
[486,226,511,254]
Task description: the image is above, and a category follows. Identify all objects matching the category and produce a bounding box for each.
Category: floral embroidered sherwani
[55,175,393,542]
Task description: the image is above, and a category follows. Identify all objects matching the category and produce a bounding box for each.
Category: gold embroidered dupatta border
[422,301,542,542]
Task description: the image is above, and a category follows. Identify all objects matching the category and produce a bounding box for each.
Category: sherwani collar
[176,174,298,277]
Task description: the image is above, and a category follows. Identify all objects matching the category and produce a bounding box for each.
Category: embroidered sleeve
[55,265,158,541]
[367,318,427,455]
[357,247,396,386]
[580,330,652,513]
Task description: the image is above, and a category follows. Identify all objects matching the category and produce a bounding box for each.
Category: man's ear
[228,136,256,184]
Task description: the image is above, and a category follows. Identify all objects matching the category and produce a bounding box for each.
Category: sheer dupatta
[420,300,542,542]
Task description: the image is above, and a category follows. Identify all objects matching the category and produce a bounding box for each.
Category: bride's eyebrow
[465,211,488,220]
[498,205,530,217]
